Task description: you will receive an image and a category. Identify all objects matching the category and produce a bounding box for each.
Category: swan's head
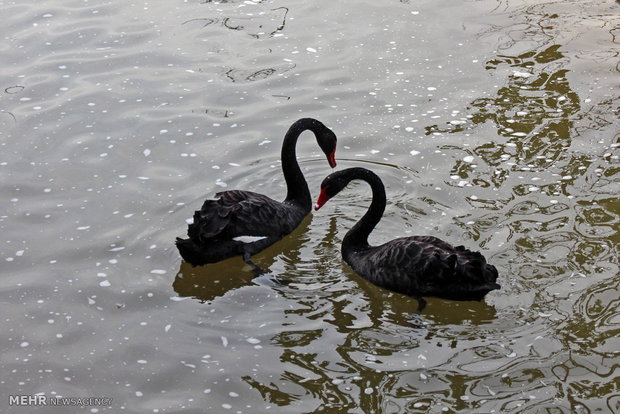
[317,127,337,168]
[314,169,350,210]
[314,186,330,211]
[314,167,380,211]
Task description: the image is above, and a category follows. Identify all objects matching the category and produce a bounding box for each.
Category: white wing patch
[233,235,268,244]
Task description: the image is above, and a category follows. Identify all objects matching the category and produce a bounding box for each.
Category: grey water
[1,0,619,412]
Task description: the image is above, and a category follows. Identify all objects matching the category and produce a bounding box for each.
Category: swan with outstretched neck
[176,118,337,270]
[314,167,500,311]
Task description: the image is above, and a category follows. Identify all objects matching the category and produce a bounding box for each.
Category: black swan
[314,167,500,311]
[176,118,337,270]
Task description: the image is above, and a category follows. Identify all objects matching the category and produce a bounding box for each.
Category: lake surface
[1,0,619,412]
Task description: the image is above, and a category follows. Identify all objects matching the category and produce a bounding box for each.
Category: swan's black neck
[281,118,322,210]
[342,169,386,252]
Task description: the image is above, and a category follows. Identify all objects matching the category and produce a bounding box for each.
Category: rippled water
[1,0,618,412]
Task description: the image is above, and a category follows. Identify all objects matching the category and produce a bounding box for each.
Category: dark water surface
[1,0,619,412]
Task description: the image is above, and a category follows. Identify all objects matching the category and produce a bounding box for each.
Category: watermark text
[9,395,113,407]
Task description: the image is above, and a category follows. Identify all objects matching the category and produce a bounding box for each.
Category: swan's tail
[175,237,209,267]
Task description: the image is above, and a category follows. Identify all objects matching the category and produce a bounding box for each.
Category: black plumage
[176,118,337,269]
[314,167,500,311]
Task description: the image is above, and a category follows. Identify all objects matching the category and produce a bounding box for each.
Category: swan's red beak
[327,150,337,168]
[314,188,329,211]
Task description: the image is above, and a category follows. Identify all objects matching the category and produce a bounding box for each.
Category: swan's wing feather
[186,190,251,241]
[187,190,302,243]
[226,195,292,237]
[357,236,498,299]
[213,190,256,206]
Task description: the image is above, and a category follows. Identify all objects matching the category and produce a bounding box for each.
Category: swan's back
[188,190,306,243]
[345,235,500,302]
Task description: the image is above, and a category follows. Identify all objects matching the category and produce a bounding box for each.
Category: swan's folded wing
[362,237,477,294]
[188,190,298,243]
[410,239,499,297]
[226,195,301,238]
[213,189,256,206]
[187,205,231,241]
[454,245,499,285]
[357,239,426,293]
